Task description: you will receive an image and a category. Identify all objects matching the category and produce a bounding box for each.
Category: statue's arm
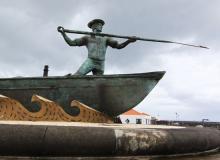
[62,33,87,46]
[107,38,136,49]
[58,27,87,46]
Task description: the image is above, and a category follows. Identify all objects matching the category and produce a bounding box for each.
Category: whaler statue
[0,19,208,123]
[58,19,136,76]
[58,19,208,76]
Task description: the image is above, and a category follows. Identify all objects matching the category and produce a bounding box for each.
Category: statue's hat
[88,19,105,28]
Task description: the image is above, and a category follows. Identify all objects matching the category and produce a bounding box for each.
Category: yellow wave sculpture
[0,94,112,123]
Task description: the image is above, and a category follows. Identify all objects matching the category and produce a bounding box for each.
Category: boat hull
[0,71,165,116]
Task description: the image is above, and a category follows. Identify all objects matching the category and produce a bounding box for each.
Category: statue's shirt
[73,36,117,61]
[86,36,108,61]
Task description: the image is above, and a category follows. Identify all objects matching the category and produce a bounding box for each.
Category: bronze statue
[58,19,136,75]
[58,19,209,76]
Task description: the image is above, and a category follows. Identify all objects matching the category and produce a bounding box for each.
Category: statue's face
[91,23,103,32]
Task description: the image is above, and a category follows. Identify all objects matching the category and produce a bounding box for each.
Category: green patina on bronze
[0,72,165,117]
[57,19,208,76]
[58,19,136,76]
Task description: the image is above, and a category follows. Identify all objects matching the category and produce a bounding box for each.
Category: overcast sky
[0,0,220,121]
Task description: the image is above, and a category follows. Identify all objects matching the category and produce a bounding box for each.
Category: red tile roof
[122,109,149,116]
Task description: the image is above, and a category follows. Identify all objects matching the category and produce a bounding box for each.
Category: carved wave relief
[0,94,112,123]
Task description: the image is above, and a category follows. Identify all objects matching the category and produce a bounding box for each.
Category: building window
[125,119,130,124]
[136,119,142,124]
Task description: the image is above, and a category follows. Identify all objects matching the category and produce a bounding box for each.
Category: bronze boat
[0,71,165,116]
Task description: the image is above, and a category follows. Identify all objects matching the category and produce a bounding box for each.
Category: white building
[119,109,152,125]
